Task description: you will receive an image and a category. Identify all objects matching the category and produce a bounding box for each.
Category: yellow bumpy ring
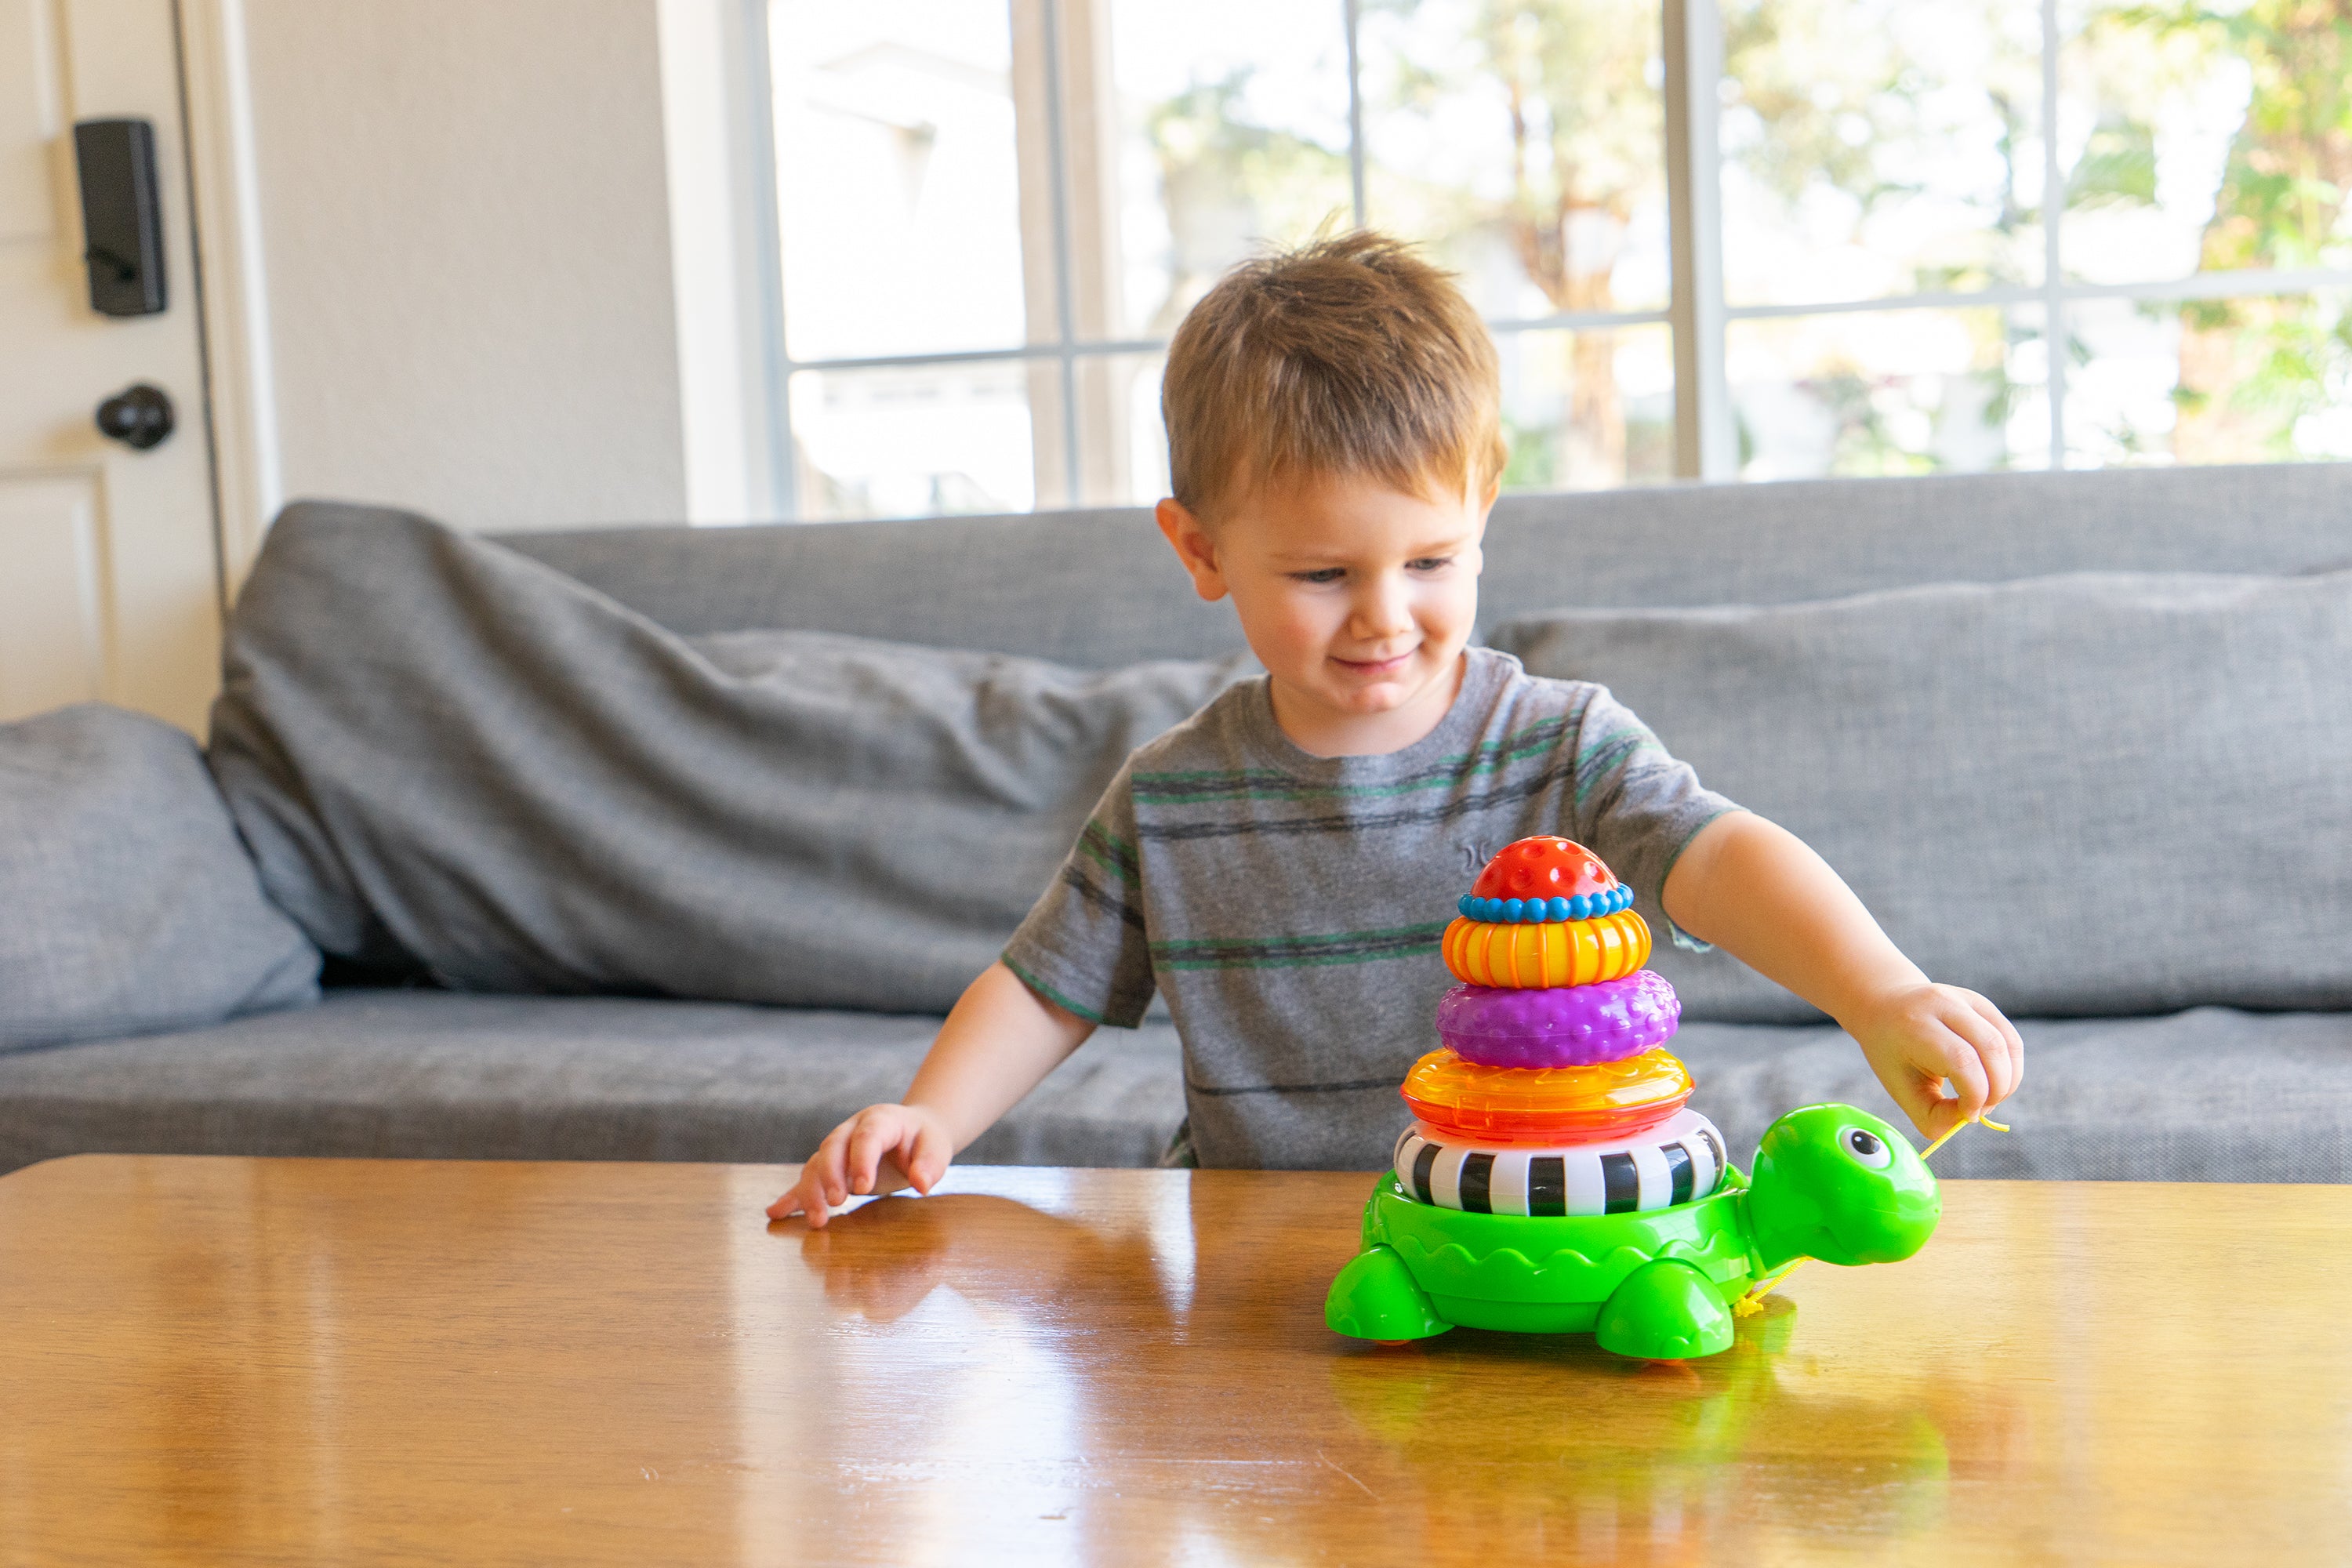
[1441,910,1652,989]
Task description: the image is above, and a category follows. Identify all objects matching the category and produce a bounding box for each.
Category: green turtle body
[1326,1103,1940,1359]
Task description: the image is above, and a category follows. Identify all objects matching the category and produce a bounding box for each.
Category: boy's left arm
[1661,811,2023,1138]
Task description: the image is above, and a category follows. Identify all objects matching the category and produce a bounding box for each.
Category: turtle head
[1746,1104,1939,1270]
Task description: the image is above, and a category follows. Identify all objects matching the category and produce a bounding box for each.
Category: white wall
[239,0,689,532]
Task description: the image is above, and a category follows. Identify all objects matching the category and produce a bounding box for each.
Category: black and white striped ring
[1391,1109,1727,1216]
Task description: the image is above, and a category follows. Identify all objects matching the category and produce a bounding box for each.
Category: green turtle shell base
[1327,1171,1762,1357]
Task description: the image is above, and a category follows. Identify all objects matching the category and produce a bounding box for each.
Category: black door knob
[96,383,173,449]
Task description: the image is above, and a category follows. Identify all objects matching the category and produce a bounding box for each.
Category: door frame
[174,0,277,592]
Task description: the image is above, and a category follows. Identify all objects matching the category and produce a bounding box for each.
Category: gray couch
[5,462,2350,1181]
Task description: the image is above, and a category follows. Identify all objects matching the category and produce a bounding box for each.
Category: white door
[1,0,220,733]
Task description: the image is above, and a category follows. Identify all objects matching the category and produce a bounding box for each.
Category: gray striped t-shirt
[1000,647,1741,1170]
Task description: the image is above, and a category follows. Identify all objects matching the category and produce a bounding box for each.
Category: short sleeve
[1564,686,1744,949]
[1000,760,1157,1027]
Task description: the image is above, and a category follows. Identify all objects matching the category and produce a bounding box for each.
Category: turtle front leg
[1596,1259,1733,1360]
[1326,1244,1450,1341]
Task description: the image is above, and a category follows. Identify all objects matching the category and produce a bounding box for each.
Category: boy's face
[1156,468,1492,757]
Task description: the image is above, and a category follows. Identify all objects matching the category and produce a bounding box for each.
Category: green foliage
[1140,71,1352,331]
[2069,121,2161,209]
[1500,416,1558,490]
[2089,0,2352,271]
[2081,2,2352,458]
[1719,0,2042,295]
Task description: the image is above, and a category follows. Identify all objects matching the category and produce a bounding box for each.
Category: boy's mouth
[1333,649,1416,678]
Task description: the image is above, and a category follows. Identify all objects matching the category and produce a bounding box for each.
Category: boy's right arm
[765,960,1097,1225]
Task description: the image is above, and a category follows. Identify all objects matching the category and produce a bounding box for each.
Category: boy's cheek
[1420,585,1480,648]
[1229,593,1329,673]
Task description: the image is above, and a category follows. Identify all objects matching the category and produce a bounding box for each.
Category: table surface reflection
[0,1156,2344,1564]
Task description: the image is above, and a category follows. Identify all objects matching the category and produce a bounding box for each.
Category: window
[755,0,2352,520]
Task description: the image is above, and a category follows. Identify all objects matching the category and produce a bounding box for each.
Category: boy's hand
[767,1102,953,1227]
[1842,982,2024,1141]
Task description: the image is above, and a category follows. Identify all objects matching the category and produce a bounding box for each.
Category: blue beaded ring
[1455,885,1635,923]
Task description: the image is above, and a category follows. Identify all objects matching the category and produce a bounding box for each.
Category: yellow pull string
[1920,1112,2008,1161]
[1730,1112,2009,1317]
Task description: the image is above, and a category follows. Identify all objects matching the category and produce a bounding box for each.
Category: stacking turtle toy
[1325,836,1940,1359]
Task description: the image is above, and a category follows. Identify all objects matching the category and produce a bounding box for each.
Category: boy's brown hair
[1161,230,1506,521]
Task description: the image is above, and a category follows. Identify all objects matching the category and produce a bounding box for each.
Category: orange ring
[1440,910,1652,989]
[1400,1046,1692,1143]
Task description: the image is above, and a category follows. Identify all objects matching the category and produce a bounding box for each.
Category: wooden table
[0,1156,2344,1566]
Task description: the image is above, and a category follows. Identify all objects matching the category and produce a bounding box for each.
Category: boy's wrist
[1826,967,1933,1036]
[895,1099,963,1151]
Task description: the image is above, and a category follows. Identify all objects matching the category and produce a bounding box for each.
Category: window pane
[1094,0,1356,340]
[1357,0,1671,318]
[1726,307,2047,477]
[1497,324,1676,490]
[2063,292,2352,466]
[1072,351,1171,506]
[2060,3,2352,285]
[770,1,1044,361]
[1719,0,2045,306]
[789,361,1054,520]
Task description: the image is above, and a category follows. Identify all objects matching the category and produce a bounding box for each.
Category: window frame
[750,0,2352,518]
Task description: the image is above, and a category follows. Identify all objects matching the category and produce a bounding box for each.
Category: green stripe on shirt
[1131,715,1576,804]
[1149,920,1451,970]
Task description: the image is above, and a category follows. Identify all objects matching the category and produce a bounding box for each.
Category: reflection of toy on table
[1326,836,1942,1359]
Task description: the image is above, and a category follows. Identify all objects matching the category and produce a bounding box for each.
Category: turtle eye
[1842,1127,1893,1169]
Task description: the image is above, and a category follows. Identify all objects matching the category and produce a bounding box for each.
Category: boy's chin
[1319,673,1435,715]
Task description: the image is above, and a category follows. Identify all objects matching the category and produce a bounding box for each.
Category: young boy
[771,232,2020,1225]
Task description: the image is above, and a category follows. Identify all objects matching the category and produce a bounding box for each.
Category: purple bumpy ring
[1435,970,1682,1068]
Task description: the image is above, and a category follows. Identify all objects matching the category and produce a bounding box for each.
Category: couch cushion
[0,705,318,1049]
[496,462,2352,663]
[1671,1007,2352,1182]
[1493,571,2352,1023]
[207,506,1251,1011]
[6,994,2338,1183]
[0,990,1185,1174]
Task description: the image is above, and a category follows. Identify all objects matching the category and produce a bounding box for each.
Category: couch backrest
[493,463,2352,666]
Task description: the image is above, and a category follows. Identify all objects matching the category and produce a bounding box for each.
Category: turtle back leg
[1325,1245,1450,1341]
[1595,1258,1733,1359]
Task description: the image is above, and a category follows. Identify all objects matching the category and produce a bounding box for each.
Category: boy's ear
[1155,498,1229,603]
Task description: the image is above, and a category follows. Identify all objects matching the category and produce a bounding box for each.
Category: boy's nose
[1353,579,1416,640]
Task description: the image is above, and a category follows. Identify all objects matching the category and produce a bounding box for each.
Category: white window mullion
[1037,0,1083,506]
[1342,0,1367,227]
[1663,0,1734,481]
[2042,0,2067,469]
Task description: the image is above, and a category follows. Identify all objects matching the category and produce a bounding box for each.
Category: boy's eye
[1407,556,1454,572]
[1289,568,1347,584]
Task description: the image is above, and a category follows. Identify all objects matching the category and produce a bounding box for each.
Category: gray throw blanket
[207,506,1250,1011]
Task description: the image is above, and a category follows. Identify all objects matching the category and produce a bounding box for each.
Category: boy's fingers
[844,1116,900,1196]
[1883,1065,1947,1138]
[903,1122,952,1193]
[812,1131,854,1208]
[1935,1023,1992,1121]
[767,1172,829,1226]
[1969,997,2024,1100]
[1969,993,2026,1091]
[1942,1005,2015,1105]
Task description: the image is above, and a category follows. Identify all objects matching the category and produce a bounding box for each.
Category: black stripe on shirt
[1056,863,1147,931]
[1134,753,1581,842]
[1183,1075,1401,1098]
